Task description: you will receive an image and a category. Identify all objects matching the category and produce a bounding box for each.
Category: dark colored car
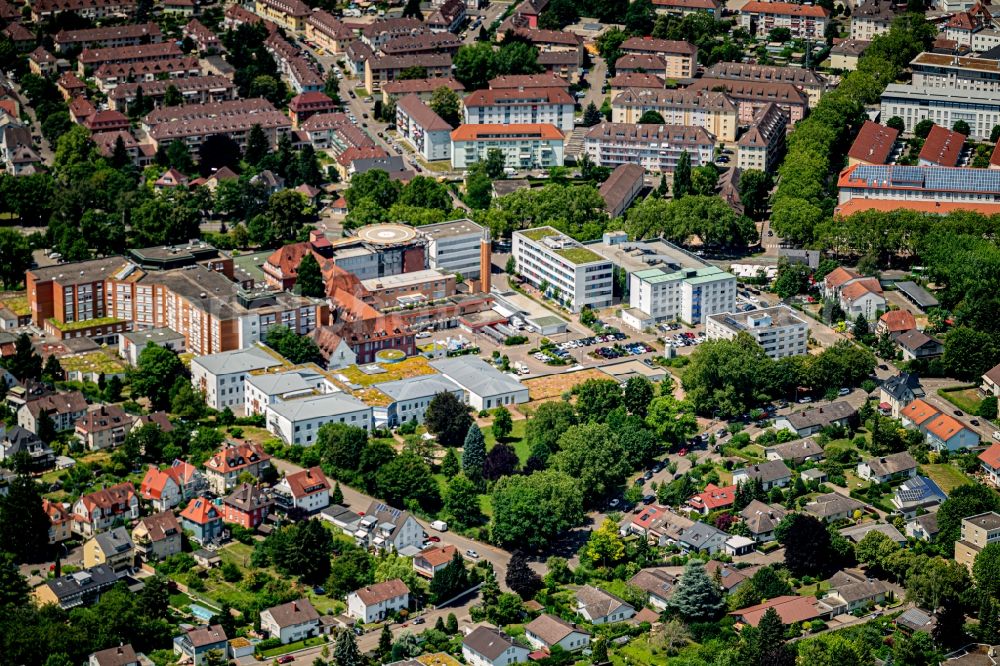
[642,494,656,505]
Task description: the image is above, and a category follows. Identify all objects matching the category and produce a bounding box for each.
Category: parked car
[642,494,656,505]
[838,387,851,396]
[798,397,813,404]
[413,617,426,625]
[278,657,295,664]
[465,549,479,558]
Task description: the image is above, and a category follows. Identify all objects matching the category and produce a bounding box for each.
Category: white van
[430,520,449,532]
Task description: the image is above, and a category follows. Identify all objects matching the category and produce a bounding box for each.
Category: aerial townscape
[6,0,1000,664]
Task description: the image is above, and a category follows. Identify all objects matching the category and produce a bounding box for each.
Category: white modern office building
[622,265,737,329]
[265,392,372,445]
[190,346,285,411]
[512,226,614,312]
[880,83,1000,140]
[706,305,810,358]
[419,218,489,280]
[244,365,335,416]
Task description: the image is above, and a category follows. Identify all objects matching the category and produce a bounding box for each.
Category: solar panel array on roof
[851,164,1000,192]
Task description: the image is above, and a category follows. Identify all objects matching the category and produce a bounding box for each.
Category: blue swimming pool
[190,604,216,621]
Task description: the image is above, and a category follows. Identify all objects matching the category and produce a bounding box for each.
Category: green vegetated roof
[519,226,560,241]
[555,247,605,265]
[47,316,122,332]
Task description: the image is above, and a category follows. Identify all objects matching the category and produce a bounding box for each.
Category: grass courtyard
[937,387,983,415]
[922,463,974,493]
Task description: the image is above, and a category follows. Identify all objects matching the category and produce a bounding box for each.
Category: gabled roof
[848,121,898,165]
[980,443,1000,469]
[688,483,738,511]
[136,510,182,542]
[281,466,330,499]
[840,277,883,303]
[894,329,940,352]
[90,644,137,666]
[919,124,965,167]
[824,266,861,289]
[525,613,589,646]
[741,1,829,17]
[878,309,916,333]
[464,626,523,660]
[77,483,136,514]
[900,398,939,425]
[140,466,177,500]
[351,578,410,605]
[925,413,969,442]
[205,442,271,474]
[180,497,221,525]
[185,624,228,648]
[764,438,824,462]
[576,584,633,619]
[730,595,820,626]
[803,492,865,519]
[264,598,320,628]
[739,500,786,534]
[76,404,129,434]
[628,568,675,599]
[862,451,916,477]
[734,460,791,483]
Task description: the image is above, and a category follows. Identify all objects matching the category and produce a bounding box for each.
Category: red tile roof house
[730,595,827,627]
[222,482,274,529]
[979,443,1000,486]
[687,483,738,515]
[179,497,225,545]
[72,482,139,538]
[413,544,458,578]
[203,442,272,494]
[347,579,410,623]
[876,310,916,337]
[139,460,205,512]
[274,466,331,515]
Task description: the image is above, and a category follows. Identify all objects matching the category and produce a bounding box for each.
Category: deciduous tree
[426,391,473,448]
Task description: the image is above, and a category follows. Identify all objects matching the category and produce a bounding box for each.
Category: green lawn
[922,463,973,493]
[260,635,328,658]
[843,469,869,491]
[938,387,983,415]
[483,419,529,464]
[797,581,831,597]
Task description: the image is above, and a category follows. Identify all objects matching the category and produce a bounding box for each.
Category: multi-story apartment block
[956,512,1000,571]
[620,37,697,79]
[706,306,809,358]
[32,0,136,22]
[686,78,808,123]
[75,405,130,451]
[108,76,236,112]
[54,22,161,52]
[850,0,894,41]
[71,483,139,538]
[254,0,311,31]
[145,101,292,154]
[364,53,453,94]
[462,87,575,132]
[847,120,899,167]
[880,83,999,141]
[584,122,715,173]
[450,124,565,170]
[381,31,463,56]
[78,42,183,76]
[396,94,453,161]
[93,57,201,92]
[624,265,736,329]
[911,52,1000,94]
[305,11,354,54]
[512,227,614,312]
[942,4,994,46]
[360,17,425,49]
[381,77,465,106]
[838,164,1000,214]
[739,1,830,39]
[703,61,826,108]
[611,88,737,142]
[183,19,223,53]
[265,32,324,94]
[737,103,788,173]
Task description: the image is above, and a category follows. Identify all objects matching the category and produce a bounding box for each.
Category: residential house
[822,570,887,615]
[906,513,939,541]
[89,644,139,666]
[347,579,410,623]
[43,498,72,544]
[0,424,54,470]
[732,460,792,490]
[857,451,918,483]
[803,492,866,522]
[525,614,591,652]
[879,372,924,418]
[628,568,676,610]
[729,595,823,627]
[876,310,917,337]
[900,398,941,432]
[982,362,1000,397]
[704,561,754,594]
[924,411,980,451]
[203,442,272,494]
[140,461,206,512]
[355,501,424,553]
[222,483,273,529]
[18,390,88,434]
[274,466,330,515]
[822,267,862,300]
[687,483,738,515]
[627,504,696,547]
[576,585,636,624]
[956,512,1000,571]
[463,626,530,666]
[172,625,228,666]
[892,475,947,514]
[896,607,937,634]
[739,500,787,542]
[839,522,906,546]
[894,330,943,361]
[83,526,134,571]
[676,521,729,554]
[261,598,321,644]
[75,404,130,450]
[413,545,458,578]
[763,438,824,465]
[35,565,121,609]
[980,443,1000,485]
[179,497,225,545]
[132,510,183,562]
[72,483,139,538]
[773,401,856,437]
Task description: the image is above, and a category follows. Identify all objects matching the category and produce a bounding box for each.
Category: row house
[93,57,202,92]
[78,41,183,76]
[653,0,721,16]
[32,0,136,22]
[108,76,237,112]
[620,36,697,80]
[739,1,830,40]
[686,78,809,124]
[55,22,161,52]
[72,483,139,538]
[463,87,575,132]
[364,53,453,94]
[381,31,463,57]
[704,61,827,108]
[584,122,715,173]
[611,88,737,142]
[147,107,292,154]
[900,397,981,451]
[254,0,312,31]
[264,33,324,94]
[305,11,354,54]
[225,3,278,32]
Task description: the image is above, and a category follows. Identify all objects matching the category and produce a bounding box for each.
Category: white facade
[118,327,185,366]
[260,612,319,645]
[451,125,565,170]
[243,366,335,416]
[346,587,409,623]
[266,392,372,445]
[628,266,737,326]
[584,122,715,173]
[463,99,575,132]
[420,219,488,280]
[463,630,530,666]
[880,83,1000,141]
[190,346,284,411]
[512,227,614,312]
[429,356,530,411]
[706,306,809,358]
[395,95,452,161]
[374,374,464,428]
